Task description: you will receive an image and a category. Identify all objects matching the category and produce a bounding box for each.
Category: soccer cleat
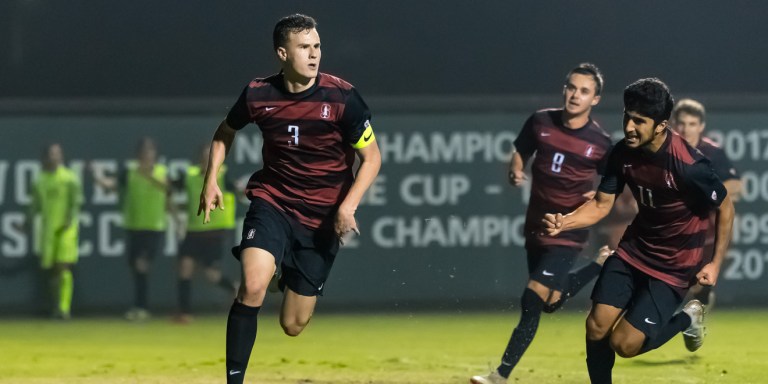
[171,313,194,324]
[682,299,705,352]
[470,370,507,384]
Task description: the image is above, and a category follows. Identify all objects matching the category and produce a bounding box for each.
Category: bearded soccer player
[543,78,735,383]
[198,14,381,384]
[472,63,613,384]
[24,143,83,319]
[672,98,741,311]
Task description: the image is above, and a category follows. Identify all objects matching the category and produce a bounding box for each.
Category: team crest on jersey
[585,145,594,157]
[321,104,331,119]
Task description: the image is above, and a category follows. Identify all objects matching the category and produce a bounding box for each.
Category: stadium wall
[1,106,767,314]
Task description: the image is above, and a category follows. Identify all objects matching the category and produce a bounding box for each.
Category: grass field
[1,309,766,383]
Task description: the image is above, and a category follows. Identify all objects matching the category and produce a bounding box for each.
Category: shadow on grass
[629,355,701,366]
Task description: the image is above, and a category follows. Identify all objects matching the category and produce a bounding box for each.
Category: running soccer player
[197,14,381,384]
[472,63,613,384]
[172,143,239,323]
[542,78,735,383]
[671,98,742,310]
[24,143,83,319]
[93,137,170,321]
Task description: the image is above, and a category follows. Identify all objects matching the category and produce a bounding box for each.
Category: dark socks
[640,312,691,354]
[586,337,614,384]
[178,279,191,314]
[544,262,602,313]
[497,288,544,378]
[134,271,147,309]
[226,300,260,384]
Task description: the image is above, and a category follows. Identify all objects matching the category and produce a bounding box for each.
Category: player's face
[278,28,321,84]
[138,142,157,164]
[673,112,705,145]
[44,144,63,168]
[562,73,600,117]
[623,110,667,149]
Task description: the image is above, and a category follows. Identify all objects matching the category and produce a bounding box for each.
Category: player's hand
[335,204,360,245]
[541,213,565,236]
[198,182,224,224]
[696,262,720,286]
[508,170,528,187]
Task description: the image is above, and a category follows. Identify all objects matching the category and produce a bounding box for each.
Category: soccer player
[172,143,239,323]
[471,63,613,384]
[197,14,381,384]
[542,78,735,383]
[671,98,742,310]
[24,143,83,319]
[93,137,170,321]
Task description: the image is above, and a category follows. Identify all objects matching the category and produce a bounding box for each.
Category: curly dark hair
[623,78,674,124]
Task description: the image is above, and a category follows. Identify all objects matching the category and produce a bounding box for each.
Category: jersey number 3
[288,125,299,146]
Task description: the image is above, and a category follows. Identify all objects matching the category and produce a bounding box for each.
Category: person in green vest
[93,137,170,321]
[171,143,239,323]
[23,143,83,319]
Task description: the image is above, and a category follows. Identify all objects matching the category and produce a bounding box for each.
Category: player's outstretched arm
[697,193,735,286]
[335,141,381,244]
[199,120,237,224]
[542,191,616,236]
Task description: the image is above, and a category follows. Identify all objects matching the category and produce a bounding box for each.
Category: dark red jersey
[697,136,740,248]
[515,109,612,249]
[226,72,371,229]
[598,130,727,287]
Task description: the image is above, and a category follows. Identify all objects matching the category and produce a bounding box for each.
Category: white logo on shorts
[542,270,555,277]
[644,317,657,325]
[247,229,255,240]
[229,370,241,375]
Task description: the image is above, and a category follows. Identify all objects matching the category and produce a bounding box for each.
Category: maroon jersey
[697,137,740,248]
[598,130,727,287]
[515,109,612,249]
[226,72,371,229]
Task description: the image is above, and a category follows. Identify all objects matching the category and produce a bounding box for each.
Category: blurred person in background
[472,63,613,384]
[198,14,381,384]
[93,137,170,321]
[22,143,83,319]
[170,143,239,324]
[671,98,742,311]
[543,78,734,382]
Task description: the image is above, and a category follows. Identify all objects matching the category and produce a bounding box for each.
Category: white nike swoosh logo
[229,370,241,375]
[644,318,656,325]
[542,270,555,276]
[265,107,276,111]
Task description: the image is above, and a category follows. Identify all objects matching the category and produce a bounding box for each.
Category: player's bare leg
[226,247,276,384]
[280,288,317,336]
[585,303,623,384]
[609,318,646,358]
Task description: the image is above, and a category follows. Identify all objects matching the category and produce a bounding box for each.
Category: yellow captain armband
[352,120,375,149]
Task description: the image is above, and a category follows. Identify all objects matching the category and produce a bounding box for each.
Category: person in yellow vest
[23,143,83,319]
[93,137,170,321]
[171,144,239,323]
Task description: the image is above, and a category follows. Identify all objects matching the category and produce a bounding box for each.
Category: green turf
[0,309,766,383]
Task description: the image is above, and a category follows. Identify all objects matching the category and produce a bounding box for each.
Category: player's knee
[586,315,610,340]
[280,317,310,337]
[610,335,641,358]
[240,279,268,304]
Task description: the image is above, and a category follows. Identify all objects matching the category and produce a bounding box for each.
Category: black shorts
[525,245,580,291]
[179,230,230,267]
[238,198,339,297]
[591,256,687,339]
[126,230,165,262]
